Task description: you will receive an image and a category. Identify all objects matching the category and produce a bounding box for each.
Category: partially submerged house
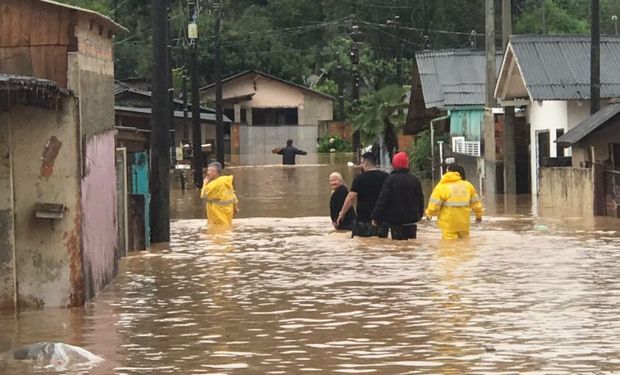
[414,49,523,190]
[495,35,620,207]
[555,103,620,217]
[0,0,124,309]
[199,70,334,156]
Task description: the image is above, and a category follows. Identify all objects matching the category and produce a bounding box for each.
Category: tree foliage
[54,0,620,123]
[352,85,407,157]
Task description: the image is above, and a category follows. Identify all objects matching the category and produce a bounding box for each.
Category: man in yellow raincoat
[201,162,238,227]
[425,163,484,240]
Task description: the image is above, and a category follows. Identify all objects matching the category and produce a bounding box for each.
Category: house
[414,49,518,190]
[114,82,230,155]
[495,35,620,205]
[554,103,620,217]
[199,70,334,156]
[0,0,123,310]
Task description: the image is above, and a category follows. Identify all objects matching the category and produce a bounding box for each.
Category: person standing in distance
[272,139,308,165]
[201,162,238,228]
[337,152,389,237]
[370,152,425,240]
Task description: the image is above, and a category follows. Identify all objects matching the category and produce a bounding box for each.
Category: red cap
[392,152,409,169]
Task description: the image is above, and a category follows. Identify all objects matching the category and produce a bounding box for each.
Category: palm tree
[352,85,407,161]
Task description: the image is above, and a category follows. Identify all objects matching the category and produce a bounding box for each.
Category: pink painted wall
[81,130,118,300]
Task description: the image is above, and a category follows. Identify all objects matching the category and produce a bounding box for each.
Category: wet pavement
[2,154,620,374]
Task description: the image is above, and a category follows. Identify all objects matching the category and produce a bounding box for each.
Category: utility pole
[167,1,175,158]
[502,0,517,195]
[483,0,497,195]
[188,1,203,187]
[388,16,403,87]
[214,0,225,168]
[350,6,361,161]
[182,74,189,142]
[151,0,171,242]
[591,0,601,114]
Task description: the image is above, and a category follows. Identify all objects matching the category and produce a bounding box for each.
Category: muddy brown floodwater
[1,154,620,374]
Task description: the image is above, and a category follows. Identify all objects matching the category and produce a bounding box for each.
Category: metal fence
[238,125,318,155]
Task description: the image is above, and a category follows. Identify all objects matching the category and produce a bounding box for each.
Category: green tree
[352,85,407,158]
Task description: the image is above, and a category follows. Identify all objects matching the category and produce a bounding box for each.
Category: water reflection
[2,154,620,374]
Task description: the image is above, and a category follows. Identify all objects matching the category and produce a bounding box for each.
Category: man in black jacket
[272,139,307,165]
[371,152,424,240]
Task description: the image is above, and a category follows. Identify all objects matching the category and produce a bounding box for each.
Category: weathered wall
[0,0,71,87]
[302,93,333,125]
[67,14,118,302]
[9,99,82,308]
[81,131,118,301]
[0,114,16,310]
[539,167,593,217]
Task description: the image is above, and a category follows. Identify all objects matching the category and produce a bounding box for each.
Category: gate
[604,169,620,218]
[115,148,128,257]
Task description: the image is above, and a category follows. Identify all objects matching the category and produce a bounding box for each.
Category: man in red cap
[370,152,425,240]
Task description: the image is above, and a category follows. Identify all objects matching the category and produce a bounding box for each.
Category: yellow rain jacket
[425,172,484,232]
[201,175,238,226]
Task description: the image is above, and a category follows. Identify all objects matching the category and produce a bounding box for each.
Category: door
[130,152,150,249]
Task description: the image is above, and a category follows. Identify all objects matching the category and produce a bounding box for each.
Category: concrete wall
[539,167,593,217]
[239,125,318,159]
[302,93,333,125]
[0,116,15,310]
[69,15,118,302]
[81,131,118,301]
[8,100,83,309]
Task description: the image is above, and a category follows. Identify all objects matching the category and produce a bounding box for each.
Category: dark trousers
[390,224,417,240]
[351,220,389,238]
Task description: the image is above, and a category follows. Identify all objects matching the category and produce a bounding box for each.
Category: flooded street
[2,155,620,374]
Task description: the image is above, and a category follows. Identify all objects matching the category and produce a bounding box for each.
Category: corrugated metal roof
[556,103,620,145]
[415,49,502,109]
[114,82,218,114]
[510,35,620,100]
[115,106,231,123]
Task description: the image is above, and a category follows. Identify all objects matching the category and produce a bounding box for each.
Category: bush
[317,134,352,153]
[408,129,449,178]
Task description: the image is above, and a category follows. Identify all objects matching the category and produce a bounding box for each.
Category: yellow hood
[440,171,462,184]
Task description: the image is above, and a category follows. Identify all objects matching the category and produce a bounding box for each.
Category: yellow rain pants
[425,171,484,240]
[200,175,238,227]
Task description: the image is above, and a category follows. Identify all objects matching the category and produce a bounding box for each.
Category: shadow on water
[2,153,620,374]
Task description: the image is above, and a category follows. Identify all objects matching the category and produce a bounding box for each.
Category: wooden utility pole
[350,5,361,161]
[151,0,171,242]
[189,1,203,187]
[502,0,517,194]
[483,0,497,195]
[214,0,225,168]
[591,0,601,114]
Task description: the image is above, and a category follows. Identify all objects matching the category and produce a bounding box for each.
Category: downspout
[430,115,450,185]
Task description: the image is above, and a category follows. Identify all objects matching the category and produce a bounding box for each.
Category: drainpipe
[430,115,450,185]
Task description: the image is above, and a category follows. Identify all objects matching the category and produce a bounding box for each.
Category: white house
[495,35,620,197]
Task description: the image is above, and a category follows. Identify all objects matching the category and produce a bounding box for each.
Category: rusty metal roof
[0,74,71,111]
[509,35,620,100]
[415,49,503,109]
[556,103,620,145]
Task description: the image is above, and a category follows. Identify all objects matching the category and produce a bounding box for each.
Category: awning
[556,103,620,146]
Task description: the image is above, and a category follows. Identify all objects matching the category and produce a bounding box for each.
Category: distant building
[200,70,334,157]
[414,49,513,190]
[495,35,620,213]
[0,0,124,310]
